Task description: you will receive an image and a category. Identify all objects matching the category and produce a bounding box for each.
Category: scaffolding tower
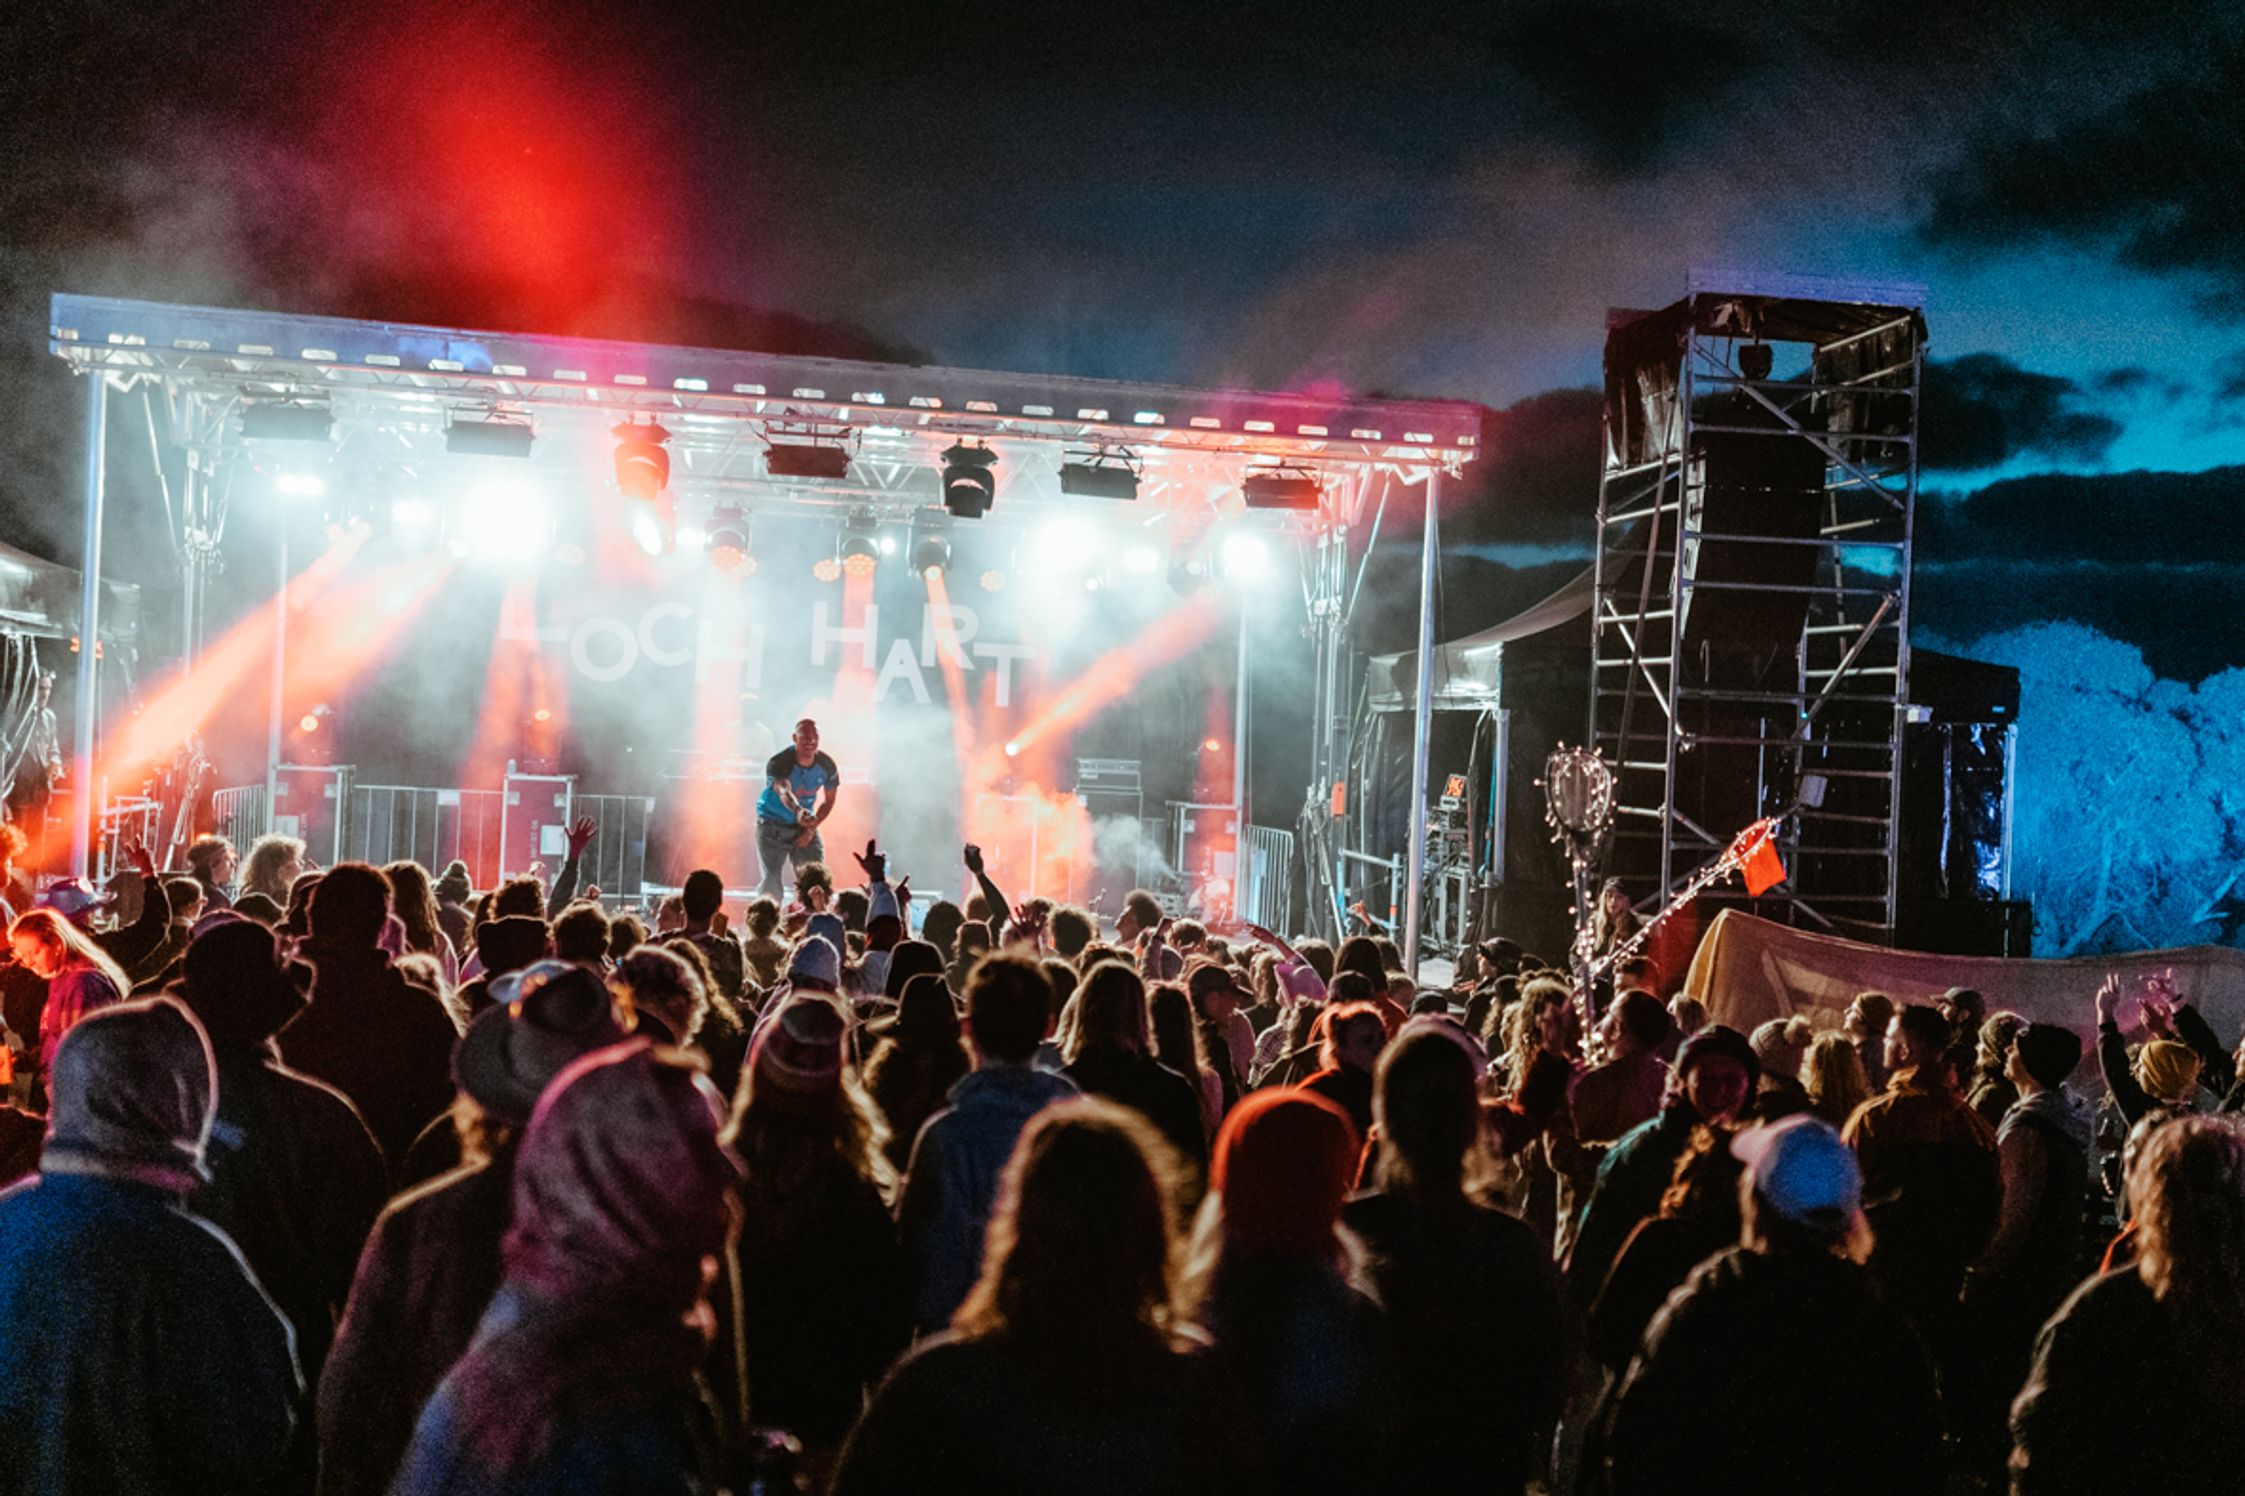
[1592,272,1926,941]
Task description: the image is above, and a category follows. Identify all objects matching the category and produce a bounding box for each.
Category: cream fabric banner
[1684,909,2245,1046]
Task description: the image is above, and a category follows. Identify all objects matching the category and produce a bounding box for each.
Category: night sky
[4,0,2244,679]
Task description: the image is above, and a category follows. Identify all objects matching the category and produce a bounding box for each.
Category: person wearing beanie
[786,931,845,995]
[1843,1001,1998,1392]
[318,962,627,1496]
[1568,1023,1759,1305]
[276,861,463,1173]
[1965,1021,2092,1434]
[172,919,387,1377]
[0,998,302,1495]
[897,953,1078,1333]
[1605,1117,1941,1496]
[392,1041,742,1495]
[863,974,971,1175]
[727,996,910,1473]
[1746,1015,1816,1122]
[1185,1088,1400,1494]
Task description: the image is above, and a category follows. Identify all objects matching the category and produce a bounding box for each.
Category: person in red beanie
[1184,1089,1400,1494]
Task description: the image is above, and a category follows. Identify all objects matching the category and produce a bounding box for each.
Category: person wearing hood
[0,997,301,1494]
[173,918,387,1378]
[275,863,462,1172]
[897,951,1078,1333]
[1567,1024,1759,1305]
[317,962,625,1496]
[1183,1088,1400,1494]
[432,860,475,952]
[1964,1022,2091,1450]
[389,1040,742,1496]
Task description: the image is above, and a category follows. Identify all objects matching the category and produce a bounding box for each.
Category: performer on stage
[756,717,841,899]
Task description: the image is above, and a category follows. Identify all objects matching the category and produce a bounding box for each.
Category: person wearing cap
[1344,1025,1567,1496]
[863,973,971,1175]
[390,1040,742,1495]
[317,961,627,1496]
[1843,1002,1998,1379]
[0,997,302,1494]
[1604,1116,1941,1496]
[727,996,910,1472]
[897,952,1078,1334]
[1186,959,1251,1116]
[1184,1088,1401,1494]
[276,863,462,1173]
[1567,1023,1758,1306]
[1963,1022,2091,1436]
[172,919,386,1377]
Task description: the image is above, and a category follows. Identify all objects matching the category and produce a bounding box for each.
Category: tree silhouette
[1950,622,2245,956]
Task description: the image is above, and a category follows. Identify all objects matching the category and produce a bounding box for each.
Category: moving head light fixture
[940,443,999,519]
[706,505,755,576]
[611,420,672,501]
[838,509,882,579]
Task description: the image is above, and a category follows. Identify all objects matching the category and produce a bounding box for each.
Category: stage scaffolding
[48,295,1479,915]
[1593,271,1926,942]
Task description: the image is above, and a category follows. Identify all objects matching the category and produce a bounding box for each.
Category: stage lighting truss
[940,442,999,519]
[762,416,857,482]
[705,505,755,577]
[837,509,881,580]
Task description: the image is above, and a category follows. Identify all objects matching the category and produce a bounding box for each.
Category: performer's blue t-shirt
[757,748,840,825]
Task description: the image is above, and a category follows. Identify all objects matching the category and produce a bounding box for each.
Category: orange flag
[1741,829,1786,896]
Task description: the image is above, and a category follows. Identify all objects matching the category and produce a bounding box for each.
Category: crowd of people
[1,821,2242,1494]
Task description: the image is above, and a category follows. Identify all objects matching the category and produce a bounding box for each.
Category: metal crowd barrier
[1240,823,1295,932]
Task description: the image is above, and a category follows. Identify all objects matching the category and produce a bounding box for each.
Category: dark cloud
[1485,4,1767,173]
[1918,354,2122,472]
[2216,353,2245,405]
[1920,30,2245,312]
[1917,467,2245,566]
